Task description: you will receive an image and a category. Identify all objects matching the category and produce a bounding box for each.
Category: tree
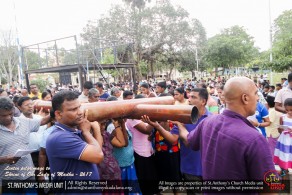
[81,1,207,80]
[0,30,18,87]
[177,19,207,77]
[140,4,206,79]
[59,48,78,65]
[123,0,150,10]
[203,26,259,75]
[24,49,46,70]
[268,9,292,71]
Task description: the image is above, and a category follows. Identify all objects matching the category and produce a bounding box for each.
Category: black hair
[83,81,93,90]
[159,93,171,97]
[174,87,185,95]
[157,81,166,89]
[284,98,292,107]
[0,88,5,95]
[123,90,133,99]
[201,84,207,89]
[0,97,14,111]
[106,96,118,101]
[288,73,292,83]
[184,88,191,99]
[266,95,275,108]
[41,91,51,100]
[191,88,209,105]
[95,82,103,88]
[270,85,275,90]
[135,94,145,99]
[52,90,79,111]
[12,95,21,104]
[31,96,39,101]
[140,83,149,89]
[50,109,55,119]
[264,84,270,89]
[17,96,31,107]
[276,83,282,87]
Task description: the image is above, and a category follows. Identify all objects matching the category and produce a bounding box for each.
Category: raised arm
[110,119,128,148]
[79,111,103,164]
[141,115,178,144]
[168,120,189,146]
[90,121,103,148]
[133,120,154,135]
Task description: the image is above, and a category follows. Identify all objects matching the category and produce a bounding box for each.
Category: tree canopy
[81,1,207,79]
[268,9,292,71]
[203,26,259,75]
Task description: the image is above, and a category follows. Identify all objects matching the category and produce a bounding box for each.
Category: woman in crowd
[139,83,156,98]
[173,87,188,105]
[106,96,141,194]
[97,96,127,194]
[125,94,159,194]
[41,91,52,101]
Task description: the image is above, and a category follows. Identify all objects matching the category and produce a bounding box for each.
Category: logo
[264,170,285,191]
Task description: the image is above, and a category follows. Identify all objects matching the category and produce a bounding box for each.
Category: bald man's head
[224,77,258,117]
[224,77,254,101]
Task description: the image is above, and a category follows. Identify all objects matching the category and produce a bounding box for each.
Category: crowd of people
[0,72,291,195]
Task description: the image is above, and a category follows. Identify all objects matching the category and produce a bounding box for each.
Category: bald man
[172,77,277,186]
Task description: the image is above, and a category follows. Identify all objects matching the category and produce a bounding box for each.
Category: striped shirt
[19,113,47,150]
[0,117,41,182]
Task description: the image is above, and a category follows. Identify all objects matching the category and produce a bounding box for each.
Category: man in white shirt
[17,97,48,169]
[275,73,292,113]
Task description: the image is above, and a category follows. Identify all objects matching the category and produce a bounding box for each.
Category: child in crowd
[274,98,292,176]
[265,96,282,156]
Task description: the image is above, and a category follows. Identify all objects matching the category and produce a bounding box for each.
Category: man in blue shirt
[95,82,110,101]
[46,90,103,194]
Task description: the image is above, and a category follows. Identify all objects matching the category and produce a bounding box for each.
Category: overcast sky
[0,0,291,51]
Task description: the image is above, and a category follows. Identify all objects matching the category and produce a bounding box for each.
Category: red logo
[264,170,285,191]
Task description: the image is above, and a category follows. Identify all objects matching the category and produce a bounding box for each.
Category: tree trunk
[134,7,143,82]
[150,59,155,79]
[215,66,218,77]
[222,67,225,76]
[168,64,175,80]
[191,70,195,78]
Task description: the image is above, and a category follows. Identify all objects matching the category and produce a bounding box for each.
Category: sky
[0,0,292,51]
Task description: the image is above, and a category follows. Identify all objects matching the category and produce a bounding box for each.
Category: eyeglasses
[94,96,100,98]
